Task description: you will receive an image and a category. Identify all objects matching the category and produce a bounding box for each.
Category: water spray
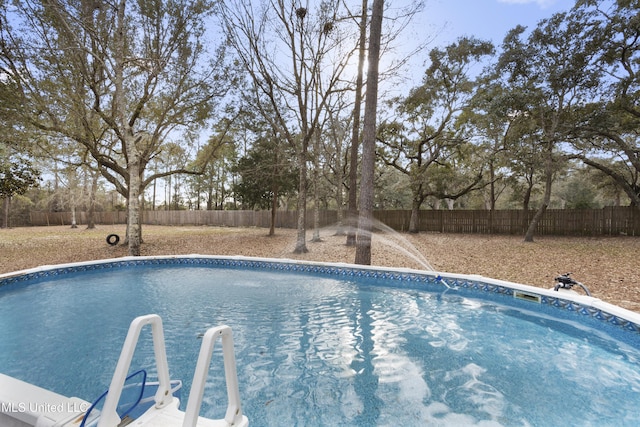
[316,218,436,272]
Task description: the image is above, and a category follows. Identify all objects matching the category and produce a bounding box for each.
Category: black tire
[106,234,120,246]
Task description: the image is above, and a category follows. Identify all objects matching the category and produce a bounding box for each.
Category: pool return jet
[0,314,249,427]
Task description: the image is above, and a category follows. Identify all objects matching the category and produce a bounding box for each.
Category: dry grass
[1,225,639,313]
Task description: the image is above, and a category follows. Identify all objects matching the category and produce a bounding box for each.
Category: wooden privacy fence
[26,206,640,236]
[374,207,640,236]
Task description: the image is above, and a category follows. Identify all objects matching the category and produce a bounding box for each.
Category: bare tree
[344,0,425,245]
[354,0,383,265]
[218,0,358,253]
[345,0,368,246]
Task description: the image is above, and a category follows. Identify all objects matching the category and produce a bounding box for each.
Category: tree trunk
[334,119,345,236]
[2,197,9,228]
[445,199,454,210]
[355,0,384,265]
[409,198,421,234]
[521,176,533,232]
[70,205,78,228]
[524,148,553,242]
[152,177,157,211]
[269,185,277,237]
[114,0,142,256]
[488,159,495,233]
[70,188,78,228]
[346,0,368,247]
[86,170,98,229]
[127,159,142,255]
[312,132,322,242]
[293,140,308,253]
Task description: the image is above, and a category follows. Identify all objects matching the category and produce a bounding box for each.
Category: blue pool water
[1,258,640,426]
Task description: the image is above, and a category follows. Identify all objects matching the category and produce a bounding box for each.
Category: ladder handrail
[182,325,245,427]
[97,314,173,427]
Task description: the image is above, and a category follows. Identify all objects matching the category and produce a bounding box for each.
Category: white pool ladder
[98,314,248,427]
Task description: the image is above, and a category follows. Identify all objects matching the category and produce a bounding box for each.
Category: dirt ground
[1,225,639,313]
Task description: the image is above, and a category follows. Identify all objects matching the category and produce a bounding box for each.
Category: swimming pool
[1,255,640,426]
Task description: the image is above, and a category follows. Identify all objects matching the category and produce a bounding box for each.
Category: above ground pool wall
[2,255,639,338]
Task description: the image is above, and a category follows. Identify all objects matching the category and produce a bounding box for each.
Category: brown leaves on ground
[1,225,639,313]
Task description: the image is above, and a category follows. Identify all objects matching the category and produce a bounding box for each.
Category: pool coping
[2,254,640,335]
